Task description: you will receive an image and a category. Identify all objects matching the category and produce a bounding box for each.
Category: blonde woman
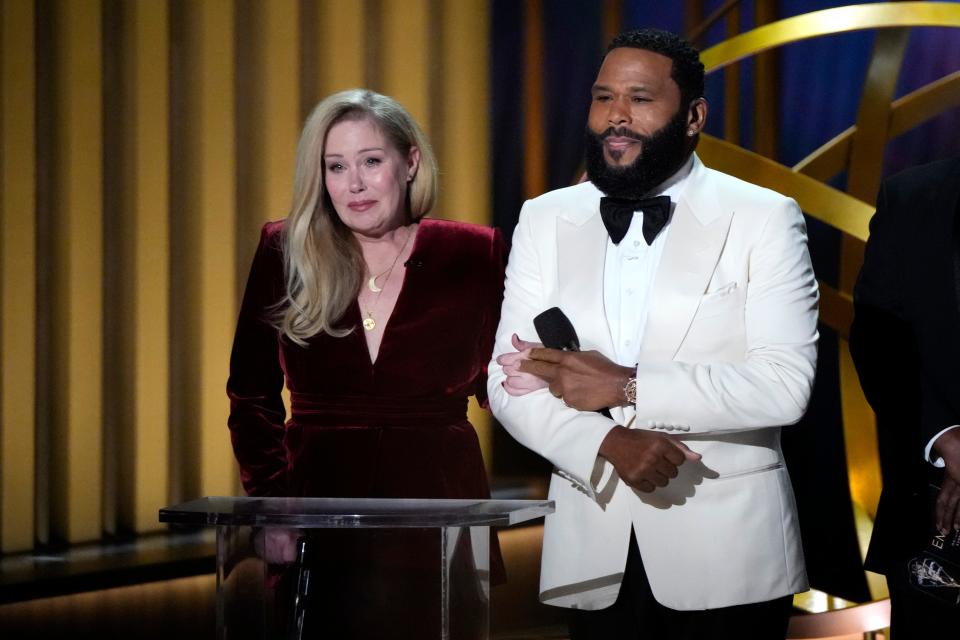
[227,89,504,638]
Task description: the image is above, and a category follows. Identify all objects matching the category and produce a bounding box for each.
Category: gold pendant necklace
[361,227,415,332]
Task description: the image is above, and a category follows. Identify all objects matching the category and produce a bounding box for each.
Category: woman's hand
[253,527,300,564]
[497,334,548,396]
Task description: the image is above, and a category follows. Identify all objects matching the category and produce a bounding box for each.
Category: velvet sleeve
[226,222,289,496]
[474,227,507,408]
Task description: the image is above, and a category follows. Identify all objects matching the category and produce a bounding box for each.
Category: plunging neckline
[354,221,425,366]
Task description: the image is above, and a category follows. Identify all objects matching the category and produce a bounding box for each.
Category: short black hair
[605,29,705,110]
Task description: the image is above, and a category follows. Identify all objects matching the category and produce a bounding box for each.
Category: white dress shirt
[604,155,695,366]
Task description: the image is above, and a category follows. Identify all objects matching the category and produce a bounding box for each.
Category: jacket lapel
[557,197,617,357]
[639,162,733,361]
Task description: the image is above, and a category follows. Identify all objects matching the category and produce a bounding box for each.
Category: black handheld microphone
[532,307,611,418]
[533,307,580,352]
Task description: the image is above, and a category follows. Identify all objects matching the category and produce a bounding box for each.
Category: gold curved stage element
[701,2,960,71]
[796,70,960,182]
[698,2,960,608]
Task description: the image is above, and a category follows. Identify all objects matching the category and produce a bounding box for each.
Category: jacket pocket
[694,282,742,320]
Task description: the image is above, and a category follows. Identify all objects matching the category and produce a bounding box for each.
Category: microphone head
[533,307,580,351]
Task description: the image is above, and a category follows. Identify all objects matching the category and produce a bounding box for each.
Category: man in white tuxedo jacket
[488,29,818,639]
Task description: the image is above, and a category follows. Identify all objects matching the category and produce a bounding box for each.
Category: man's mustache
[600,127,643,141]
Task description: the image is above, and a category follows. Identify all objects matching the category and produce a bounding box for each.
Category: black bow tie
[599,195,672,245]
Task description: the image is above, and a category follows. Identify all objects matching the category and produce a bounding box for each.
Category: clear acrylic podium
[159,497,553,639]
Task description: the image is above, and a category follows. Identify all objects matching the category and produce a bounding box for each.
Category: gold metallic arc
[701,2,960,71]
[796,70,960,182]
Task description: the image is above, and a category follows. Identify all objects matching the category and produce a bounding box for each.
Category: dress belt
[289,392,468,428]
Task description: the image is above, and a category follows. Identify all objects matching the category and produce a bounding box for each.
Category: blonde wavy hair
[276,89,438,345]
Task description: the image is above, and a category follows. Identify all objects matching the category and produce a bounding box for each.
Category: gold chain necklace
[361,228,414,332]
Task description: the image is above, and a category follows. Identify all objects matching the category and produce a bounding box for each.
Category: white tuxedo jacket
[488,155,818,611]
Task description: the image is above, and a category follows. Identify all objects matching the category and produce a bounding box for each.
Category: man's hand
[517,348,634,411]
[936,475,960,534]
[497,334,548,396]
[934,429,960,532]
[598,425,701,493]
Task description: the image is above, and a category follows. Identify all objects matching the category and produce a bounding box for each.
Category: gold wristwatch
[623,376,637,404]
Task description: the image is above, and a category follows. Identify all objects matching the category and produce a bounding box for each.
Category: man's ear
[685,98,707,137]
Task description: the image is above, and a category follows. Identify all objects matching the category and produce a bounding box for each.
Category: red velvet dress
[228,217,505,501]
[227,218,506,636]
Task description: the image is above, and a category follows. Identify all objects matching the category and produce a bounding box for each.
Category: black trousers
[886,560,960,640]
[568,530,794,640]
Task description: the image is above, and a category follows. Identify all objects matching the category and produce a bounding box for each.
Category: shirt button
[626,288,634,295]
[624,339,631,346]
[633,240,641,247]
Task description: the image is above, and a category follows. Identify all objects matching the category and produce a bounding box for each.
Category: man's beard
[584,107,690,199]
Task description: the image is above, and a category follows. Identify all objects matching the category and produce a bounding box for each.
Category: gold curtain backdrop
[0,0,491,552]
